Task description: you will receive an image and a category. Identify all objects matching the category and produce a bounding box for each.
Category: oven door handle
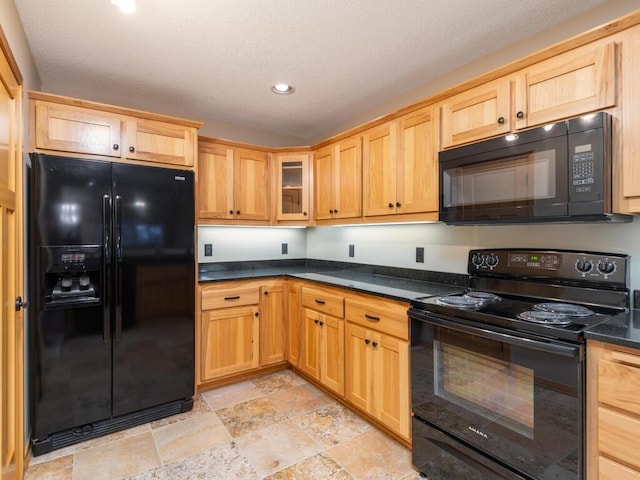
[412,311,581,358]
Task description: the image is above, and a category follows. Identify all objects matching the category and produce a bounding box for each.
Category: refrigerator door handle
[102,195,111,343]
[114,195,123,341]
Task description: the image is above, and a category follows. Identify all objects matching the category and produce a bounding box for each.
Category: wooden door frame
[0,24,25,480]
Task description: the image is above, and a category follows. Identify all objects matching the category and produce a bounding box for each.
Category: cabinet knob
[113,144,119,151]
[329,209,334,214]
[334,209,338,214]
[236,210,240,215]
[396,201,402,207]
[303,211,308,216]
[365,339,370,345]
[388,203,394,208]
[497,117,505,125]
[264,291,269,295]
[314,319,319,324]
[516,111,525,119]
[255,312,259,317]
[129,146,135,153]
[319,321,324,326]
[229,210,234,215]
[372,341,378,348]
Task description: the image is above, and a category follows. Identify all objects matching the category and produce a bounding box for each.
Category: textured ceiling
[15,0,610,145]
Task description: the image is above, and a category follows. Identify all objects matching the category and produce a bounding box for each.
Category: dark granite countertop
[585,310,640,350]
[198,259,466,302]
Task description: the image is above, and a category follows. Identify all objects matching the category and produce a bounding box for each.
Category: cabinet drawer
[301,286,344,318]
[599,356,640,416]
[345,297,408,340]
[599,456,640,480]
[599,406,640,471]
[201,286,260,310]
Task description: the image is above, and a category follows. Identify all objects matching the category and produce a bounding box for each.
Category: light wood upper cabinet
[514,41,616,130]
[30,93,201,167]
[275,152,311,222]
[314,136,362,221]
[442,42,617,149]
[34,101,123,158]
[198,139,270,222]
[260,283,286,366]
[441,78,511,149]
[363,108,437,216]
[125,117,195,167]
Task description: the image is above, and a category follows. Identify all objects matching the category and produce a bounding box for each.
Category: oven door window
[411,321,582,480]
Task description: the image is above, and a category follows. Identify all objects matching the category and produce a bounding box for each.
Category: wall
[197,226,307,263]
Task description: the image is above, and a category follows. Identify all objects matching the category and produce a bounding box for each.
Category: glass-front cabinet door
[275,152,311,221]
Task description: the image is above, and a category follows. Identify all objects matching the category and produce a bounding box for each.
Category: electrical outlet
[349,244,355,257]
[204,244,213,256]
[281,243,288,254]
[416,247,425,263]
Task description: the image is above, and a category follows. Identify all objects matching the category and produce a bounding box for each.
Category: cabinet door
[514,42,616,130]
[314,144,335,220]
[363,123,397,217]
[198,143,234,219]
[276,153,310,221]
[126,118,196,166]
[345,323,373,412]
[234,147,270,221]
[320,314,345,396]
[334,136,362,219]
[373,333,410,439]
[301,308,322,380]
[287,282,301,366]
[441,78,511,148]
[201,305,259,382]
[260,284,285,366]
[34,100,123,157]
[397,108,437,214]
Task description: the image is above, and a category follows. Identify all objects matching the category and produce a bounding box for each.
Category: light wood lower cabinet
[198,280,285,386]
[286,281,302,367]
[260,282,285,366]
[587,340,640,480]
[345,295,410,441]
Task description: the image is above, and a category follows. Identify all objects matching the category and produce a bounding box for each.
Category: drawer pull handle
[365,314,380,321]
[224,295,240,301]
[611,350,640,367]
[315,299,326,305]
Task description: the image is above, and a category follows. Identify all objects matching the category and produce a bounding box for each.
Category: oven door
[410,310,583,480]
[439,131,568,224]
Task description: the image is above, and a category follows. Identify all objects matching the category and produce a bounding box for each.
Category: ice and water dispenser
[40,246,102,308]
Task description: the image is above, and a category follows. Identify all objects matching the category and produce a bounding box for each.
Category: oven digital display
[509,253,562,269]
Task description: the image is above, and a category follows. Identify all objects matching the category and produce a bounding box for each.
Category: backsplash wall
[199,219,640,291]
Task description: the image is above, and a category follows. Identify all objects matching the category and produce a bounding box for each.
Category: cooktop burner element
[435,295,482,308]
[517,310,573,325]
[533,302,594,317]
[464,291,501,302]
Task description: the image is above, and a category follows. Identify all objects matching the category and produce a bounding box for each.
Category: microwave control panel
[567,114,608,206]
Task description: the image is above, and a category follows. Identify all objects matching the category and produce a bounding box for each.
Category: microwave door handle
[412,311,580,358]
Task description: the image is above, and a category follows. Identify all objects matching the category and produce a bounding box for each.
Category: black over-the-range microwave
[438,111,632,224]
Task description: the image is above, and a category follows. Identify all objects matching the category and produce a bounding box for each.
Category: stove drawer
[345,296,408,340]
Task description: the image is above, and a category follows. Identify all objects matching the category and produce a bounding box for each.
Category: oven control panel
[468,249,628,286]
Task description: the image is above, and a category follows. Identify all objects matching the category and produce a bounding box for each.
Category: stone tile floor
[25,369,424,480]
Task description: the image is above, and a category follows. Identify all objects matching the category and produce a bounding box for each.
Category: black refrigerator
[29,153,195,455]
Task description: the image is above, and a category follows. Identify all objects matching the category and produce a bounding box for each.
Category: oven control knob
[575,259,592,273]
[486,254,499,267]
[597,260,616,275]
[471,253,485,267]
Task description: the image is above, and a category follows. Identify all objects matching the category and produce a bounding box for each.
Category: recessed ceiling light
[271,83,294,95]
[111,0,136,14]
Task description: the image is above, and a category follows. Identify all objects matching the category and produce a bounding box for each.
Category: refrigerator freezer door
[30,154,112,438]
[111,163,195,416]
